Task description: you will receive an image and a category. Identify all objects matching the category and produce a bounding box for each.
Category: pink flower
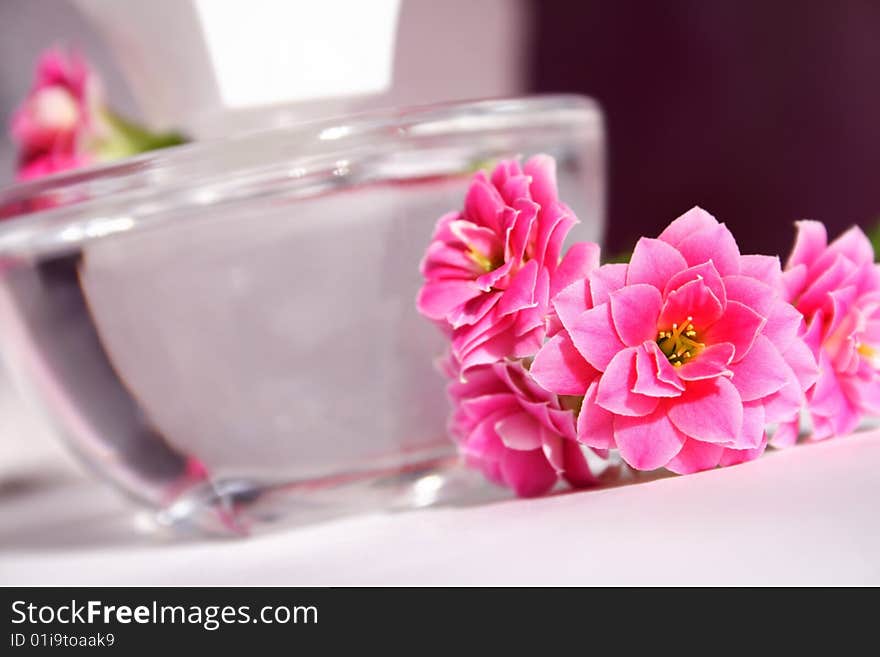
[448,359,601,497]
[531,207,818,473]
[10,48,103,172]
[417,156,599,371]
[781,221,880,441]
[16,151,90,181]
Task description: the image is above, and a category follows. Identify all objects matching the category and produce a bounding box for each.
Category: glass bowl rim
[0,94,601,259]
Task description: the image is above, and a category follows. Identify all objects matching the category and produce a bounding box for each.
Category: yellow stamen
[468,248,495,272]
[858,342,880,369]
[657,317,704,367]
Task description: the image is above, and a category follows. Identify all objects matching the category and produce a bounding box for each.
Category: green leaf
[868,219,880,262]
[94,110,188,161]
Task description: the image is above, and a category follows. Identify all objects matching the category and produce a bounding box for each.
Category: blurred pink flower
[531,207,817,473]
[417,156,599,371]
[8,47,187,184]
[16,151,90,181]
[10,47,103,176]
[780,221,880,442]
[448,359,601,497]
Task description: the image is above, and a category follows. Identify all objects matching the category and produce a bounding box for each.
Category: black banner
[0,586,863,651]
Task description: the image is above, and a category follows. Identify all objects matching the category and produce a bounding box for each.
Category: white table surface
[2,416,879,586]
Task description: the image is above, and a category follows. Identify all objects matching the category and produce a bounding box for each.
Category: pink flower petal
[676,222,742,276]
[495,360,549,402]
[535,202,577,268]
[499,173,531,205]
[500,448,558,497]
[769,419,800,448]
[649,340,686,389]
[633,342,685,397]
[665,438,723,474]
[664,260,727,309]
[525,266,551,326]
[786,345,821,391]
[609,284,663,346]
[810,414,838,441]
[561,439,598,489]
[495,411,543,450]
[417,279,483,321]
[540,432,565,473]
[497,260,539,316]
[504,199,538,264]
[490,159,524,196]
[596,347,660,417]
[761,374,806,424]
[448,367,507,401]
[568,302,627,370]
[722,275,776,318]
[577,381,616,449]
[552,278,592,334]
[457,393,519,424]
[828,225,874,267]
[761,297,804,346]
[453,304,514,354]
[739,254,783,290]
[795,252,858,316]
[826,284,859,338]
[17,152,90,180]
[667,377,744,444]
[523,154,558,209]
[448,290,502,329]
[589,263,628,307]
[461,423,505,484]
[802,310,825,352]
[701,300,766,362]
[727,335,790,401]
[509,327,545,360]
[841,375,880,415]
[676,342,735,381]
[545,406,578,441]
[658,277,724,329]
[657,206,719,247]
[782,264,808,302]
[736,400,766,450]
[448,220,503,261]
[454,320,520,372]
[785,220,827,271]
[785,341,817,392]
[551,241,600,298]
[718,437,767,467]
[420,238,477,278]
[626,237,688,290]
[809,353,861,436]
[613,406,687,470]
[531,331,598,396]
[429,211,463,244]
[463,175,504,232]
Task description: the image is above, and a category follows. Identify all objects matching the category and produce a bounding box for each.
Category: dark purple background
[531,1,880,258]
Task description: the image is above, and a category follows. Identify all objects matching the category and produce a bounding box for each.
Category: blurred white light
[194,0,401,108]
[319,125,352,141]
[412,474,444,508]
[87,217,136,238]
[59,225,86,243]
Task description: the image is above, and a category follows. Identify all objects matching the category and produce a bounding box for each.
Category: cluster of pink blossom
[10,48,102,180]
[418,155,880,496]
[9,47,184,182]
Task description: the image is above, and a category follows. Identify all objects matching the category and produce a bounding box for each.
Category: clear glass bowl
[0,95,605,534]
